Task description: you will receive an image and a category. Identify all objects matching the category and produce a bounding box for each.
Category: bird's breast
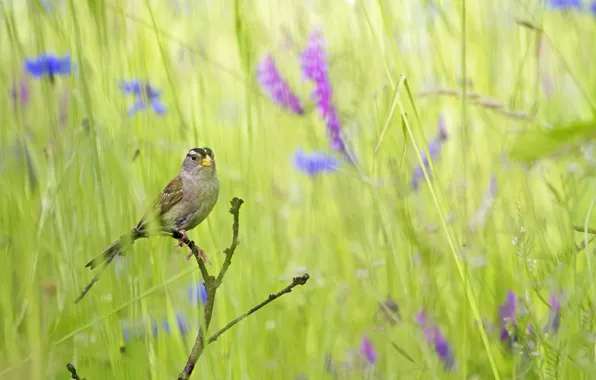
[179,177,219,230]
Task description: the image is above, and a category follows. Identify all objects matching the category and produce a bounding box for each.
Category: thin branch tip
[66,363,85,380]
[207,272,311,345]
[230,197,244,213]
[293,273,310,285]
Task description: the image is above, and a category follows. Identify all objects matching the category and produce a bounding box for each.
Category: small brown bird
[75,147,220,303]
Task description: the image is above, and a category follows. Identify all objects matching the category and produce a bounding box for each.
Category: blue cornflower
[547,0,582,9]
[176,313,188,334]
[24,53,74,78]
[188,281,208,304]
[123,314,189,342]
[121,320,144,342]
[293,149,339,176]
[122,328,131,342]
[163,313,189,335]
[119,79,167,116]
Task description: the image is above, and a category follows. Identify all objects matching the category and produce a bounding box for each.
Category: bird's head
[182,147,216,176]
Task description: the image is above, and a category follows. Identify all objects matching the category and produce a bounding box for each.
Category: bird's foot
[174,229,210,264]
[176,229,189,247]
[186,247,211,264]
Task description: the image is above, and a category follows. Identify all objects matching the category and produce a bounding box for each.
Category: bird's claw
[174,229,210,264]
[175,229,189,247]
[186,247,210,264]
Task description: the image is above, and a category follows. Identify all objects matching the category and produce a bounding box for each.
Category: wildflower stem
[572,225,596,235]
[417,87,551,128]
[389,342,418,366]
[402,77,500,379]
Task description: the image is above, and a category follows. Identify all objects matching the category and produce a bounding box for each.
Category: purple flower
[417,308,455,370]
[547,0,582,9]
[257,54,303,115]
[299,30,348,155]
[293,149,339,176]
[359,335,377,364]
[188,281,208,304]
[24,53,74,78]
[499,291,518,346]
[411,115,448,190]
[10,78,29,107]
[591,1,596,15]
[120,79,166,116]
[544,293,562,334]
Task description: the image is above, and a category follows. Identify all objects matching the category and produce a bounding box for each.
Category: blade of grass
[0,265,200,376]
[374,74,405,154]
[401,79,501,380]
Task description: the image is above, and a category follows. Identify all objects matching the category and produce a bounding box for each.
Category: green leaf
[508,120,596,162]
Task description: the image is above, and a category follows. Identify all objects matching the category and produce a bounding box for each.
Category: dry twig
[177,198,310,379]
[66,363,85,380]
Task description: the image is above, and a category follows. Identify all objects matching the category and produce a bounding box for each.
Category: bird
[75,147,220,303]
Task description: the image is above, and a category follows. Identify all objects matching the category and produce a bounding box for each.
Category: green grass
[2,0,596,378]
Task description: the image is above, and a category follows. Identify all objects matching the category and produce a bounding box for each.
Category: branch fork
[177,198,310,379]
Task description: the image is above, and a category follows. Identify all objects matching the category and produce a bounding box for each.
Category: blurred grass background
[2,0,596,378]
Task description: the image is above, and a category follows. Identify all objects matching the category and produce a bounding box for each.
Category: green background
[1,0,596,378]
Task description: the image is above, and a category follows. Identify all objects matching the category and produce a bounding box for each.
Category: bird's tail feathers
[85,240,122,269]
[75,231,140,303]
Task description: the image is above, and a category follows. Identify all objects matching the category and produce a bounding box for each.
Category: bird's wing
[136,175,184,231]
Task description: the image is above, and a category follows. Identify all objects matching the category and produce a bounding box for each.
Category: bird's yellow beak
[200,156,214,167]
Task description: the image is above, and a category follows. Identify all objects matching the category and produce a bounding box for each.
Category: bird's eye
[191,156,197,161]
